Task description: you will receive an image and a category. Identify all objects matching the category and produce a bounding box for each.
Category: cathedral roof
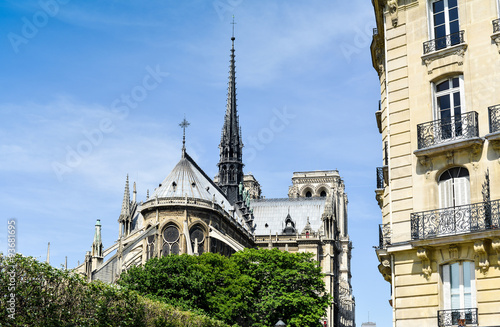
[150,152,230,207]
[251,197,326,235]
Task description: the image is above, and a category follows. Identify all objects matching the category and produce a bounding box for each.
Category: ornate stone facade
[371,0,500,326]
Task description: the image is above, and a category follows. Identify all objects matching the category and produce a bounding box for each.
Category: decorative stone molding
[418,155,430,168]
[378,257,392,283]
[387,0,398,27]
[421,43,467,74]
[474,240,489,272]
[417,247,432,278]
[449,244,458,259]
[469,143,482,163]
[492,238,500,263]
[375,189,384,209]
[492,34,500,53]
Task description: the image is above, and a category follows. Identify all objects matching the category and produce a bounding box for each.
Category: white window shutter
[439,179,453,208]
[443,264,451,310]
[454,176,470,206]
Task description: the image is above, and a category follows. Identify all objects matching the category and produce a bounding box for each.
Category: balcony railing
[378,224,391,249]
[417,111,479,149]
[376,167,384,189]
[411,199,500,240]
[493,18,500,34]
[489,104,500,133]
[438,308,478,327]
[423,30,465,54]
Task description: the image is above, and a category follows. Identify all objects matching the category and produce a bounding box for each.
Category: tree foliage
[0,254,231,327]
[118,248,331,327]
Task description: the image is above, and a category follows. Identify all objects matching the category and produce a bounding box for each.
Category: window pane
[438,95,451,114]
[162,243,170,256]
[434,12,446,26]
[435,25,447,39]
[437,80,450,92]
[171,243,179,255]
[164,225,179,243]
[450,263,460,309]
[449,8,459,22]
[433,0,444,13]
[450,21,460,35]
[448,0,457,8]
[452,77,459,88]
[453,92,461,116]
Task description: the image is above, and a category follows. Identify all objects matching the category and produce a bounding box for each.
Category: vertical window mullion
[444,0,450,35]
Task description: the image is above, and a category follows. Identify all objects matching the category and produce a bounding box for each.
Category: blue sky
[0,0,390,325]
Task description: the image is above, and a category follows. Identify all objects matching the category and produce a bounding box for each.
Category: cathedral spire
[119,175,130,222]
[217,22,244,205]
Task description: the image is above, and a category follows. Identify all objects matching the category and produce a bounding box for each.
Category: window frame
[428,0,460,40]
[442,261,476,310]
[432,75,465,121]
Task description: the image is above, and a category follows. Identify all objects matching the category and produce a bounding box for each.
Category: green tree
[118,249,331,327]
[231,248,331,327]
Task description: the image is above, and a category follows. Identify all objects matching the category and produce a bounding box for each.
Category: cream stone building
[371,0,500,326]
[77,32,355,327]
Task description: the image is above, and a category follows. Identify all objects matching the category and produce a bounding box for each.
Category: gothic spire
[119,174,130,222]
[218,23,244,205]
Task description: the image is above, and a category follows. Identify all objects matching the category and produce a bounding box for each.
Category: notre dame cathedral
[77,33,355,327]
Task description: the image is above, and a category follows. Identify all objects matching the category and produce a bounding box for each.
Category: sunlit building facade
[371,0,500,326]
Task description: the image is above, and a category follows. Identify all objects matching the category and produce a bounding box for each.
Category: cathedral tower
[217,33,244,205]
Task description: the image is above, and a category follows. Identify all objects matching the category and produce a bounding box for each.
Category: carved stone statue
[242,189,248,202]
[246,196,250,208]
[239,182,244,195]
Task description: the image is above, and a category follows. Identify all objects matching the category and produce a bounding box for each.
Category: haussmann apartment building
[371,0,500,326]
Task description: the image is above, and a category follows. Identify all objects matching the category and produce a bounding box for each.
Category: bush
[0,254,231,327]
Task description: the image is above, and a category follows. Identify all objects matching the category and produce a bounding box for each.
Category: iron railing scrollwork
[489,104,500,133]
[376,167,384,189]
[493,18,500,34]
[417,111,478,149]
[378,224,391,249]
[411,199,500,240]
[423,30,465,54]
[438,308,478,327]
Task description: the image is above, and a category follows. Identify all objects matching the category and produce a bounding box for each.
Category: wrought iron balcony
[417,111,479,149]
[438,308,477,327]
[423,31,465,54]
[376,167,384,189]
[411,199,500,240]
[378,223,391,249]
[494,18,500,34]
[489,104,500,133]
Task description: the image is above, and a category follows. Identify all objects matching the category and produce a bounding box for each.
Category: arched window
[162,225,180,256]
[189,225,205,255]
[305,191,312,198]
[320,190,327,197]
[438,167,470,208]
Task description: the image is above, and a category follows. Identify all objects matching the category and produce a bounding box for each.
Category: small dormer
[282,212,296,235]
